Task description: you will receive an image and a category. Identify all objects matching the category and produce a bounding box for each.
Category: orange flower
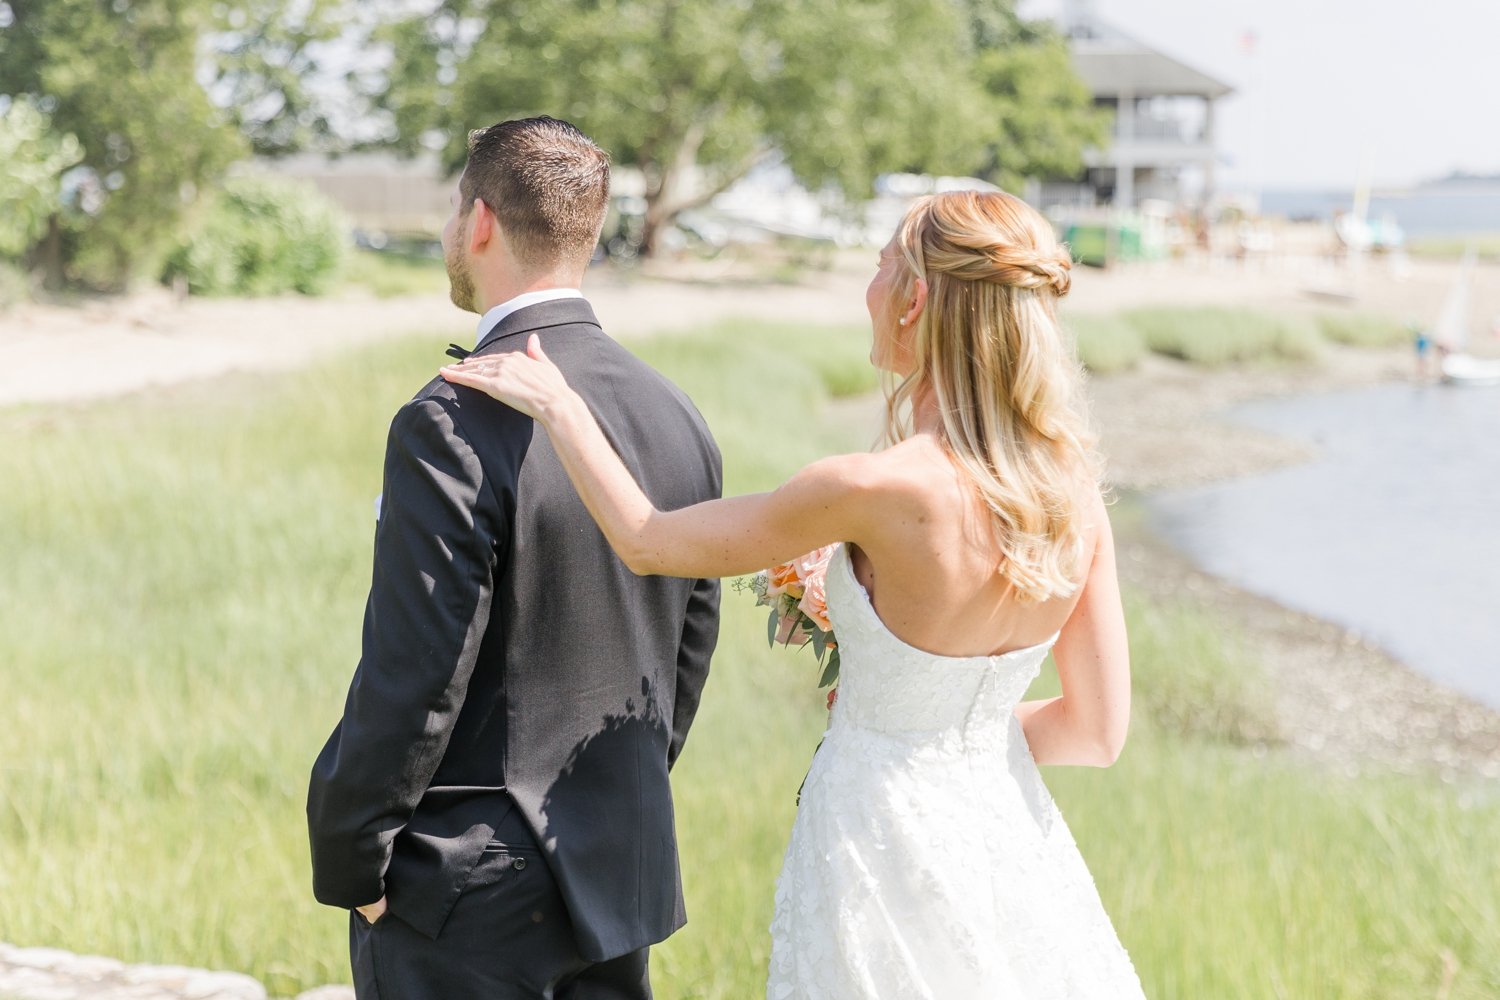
[765,561,800,597]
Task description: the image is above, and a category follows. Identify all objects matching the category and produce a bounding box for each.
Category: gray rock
[294,987,356,1000]
[0,942,266,1000]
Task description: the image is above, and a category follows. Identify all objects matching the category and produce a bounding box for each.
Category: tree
[0,96,82,260]
[963,7,1109,191]
[375,0,996,255]
[208,0,380,157]
[0,0,244,288]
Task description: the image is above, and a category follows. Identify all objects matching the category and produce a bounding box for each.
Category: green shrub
[1316,312,1411,348]
[1125,307,1325,367]
[163,175,347,297]
[1068,313,1148,374]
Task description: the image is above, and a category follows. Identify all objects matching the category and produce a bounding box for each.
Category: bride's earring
[898,318,907,326]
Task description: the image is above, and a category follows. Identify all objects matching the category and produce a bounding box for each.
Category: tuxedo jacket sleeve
[306,394,506,908]
[670,566,719,769]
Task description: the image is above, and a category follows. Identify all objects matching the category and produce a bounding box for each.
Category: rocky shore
[0,942,351,1000]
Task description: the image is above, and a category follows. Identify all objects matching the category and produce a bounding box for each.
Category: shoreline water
[1091,349,1500,781]
[1147,382,1500,711]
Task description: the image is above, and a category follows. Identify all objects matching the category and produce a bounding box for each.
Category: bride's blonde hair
[881,190,1101,602]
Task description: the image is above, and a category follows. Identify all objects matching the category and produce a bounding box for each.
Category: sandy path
[0,266,871,408]
[4,250,1494,408]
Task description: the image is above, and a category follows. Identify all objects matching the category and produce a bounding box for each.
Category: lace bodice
[824,543,1056,742]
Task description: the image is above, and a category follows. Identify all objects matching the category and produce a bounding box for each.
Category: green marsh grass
[1126,307,1326,367]
[1316,311,1413,348]
[1406,233,1500,262]
[2,320,1497,997]
[1067,313,1149,374]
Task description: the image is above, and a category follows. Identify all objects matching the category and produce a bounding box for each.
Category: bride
[441,190,1145,998]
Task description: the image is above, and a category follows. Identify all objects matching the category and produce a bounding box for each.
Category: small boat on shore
[1441,352,1500,386]
[1435,249,1500,386]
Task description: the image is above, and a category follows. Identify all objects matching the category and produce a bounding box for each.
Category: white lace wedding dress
[767,544,1146,999]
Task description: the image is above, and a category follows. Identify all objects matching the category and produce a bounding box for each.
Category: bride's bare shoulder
[843,437,966,510]
[788,444,943,505]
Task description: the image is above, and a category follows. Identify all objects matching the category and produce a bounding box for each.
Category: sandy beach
[4,251,1497,781]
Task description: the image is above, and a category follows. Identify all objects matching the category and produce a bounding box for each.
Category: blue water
[1260,187,1500,237]
[1147,384,1500,708]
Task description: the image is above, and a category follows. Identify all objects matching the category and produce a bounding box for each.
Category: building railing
[1114,114,1207,144]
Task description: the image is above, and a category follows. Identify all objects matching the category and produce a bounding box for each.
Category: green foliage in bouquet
[736,572,840,688]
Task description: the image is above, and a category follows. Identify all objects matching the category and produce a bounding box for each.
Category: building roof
[1069,19,1234,99]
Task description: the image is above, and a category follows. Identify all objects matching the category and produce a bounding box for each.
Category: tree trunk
[41,213,65,291]
[639,190,675,259]
[637,127,770,258]
[638,121,706,259]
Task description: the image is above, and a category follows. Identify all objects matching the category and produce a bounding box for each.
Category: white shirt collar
[475,288,585,347]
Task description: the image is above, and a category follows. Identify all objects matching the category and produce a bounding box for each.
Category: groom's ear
[468,197,496,254]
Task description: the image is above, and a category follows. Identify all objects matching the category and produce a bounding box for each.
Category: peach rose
[796,571,833,633]
[791,545,836,580]
[765,561,802,598]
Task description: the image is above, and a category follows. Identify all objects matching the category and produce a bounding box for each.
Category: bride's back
[850,189,1100,659]
[847,435,1099,659]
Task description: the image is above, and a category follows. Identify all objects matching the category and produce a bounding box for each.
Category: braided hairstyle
[880,190,1100,601]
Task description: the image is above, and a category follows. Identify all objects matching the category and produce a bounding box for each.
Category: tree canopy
[0,0,364,288]
[0,97,83,260]
[374,0,1101,253]
[0,0,245,288]
[0,0,1108,283]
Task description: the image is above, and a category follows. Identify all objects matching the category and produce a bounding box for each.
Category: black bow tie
[445,343,471,361]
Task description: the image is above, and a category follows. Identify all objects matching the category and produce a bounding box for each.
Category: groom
[307,117,722,998]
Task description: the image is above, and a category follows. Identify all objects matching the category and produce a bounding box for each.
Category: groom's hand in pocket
[355,895,388,925]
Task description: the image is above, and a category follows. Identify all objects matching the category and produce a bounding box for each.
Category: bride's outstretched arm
[1014,501,1131,768]
[441,335,873,578]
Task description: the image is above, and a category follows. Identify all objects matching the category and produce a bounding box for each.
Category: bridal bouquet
[736,545,840,688]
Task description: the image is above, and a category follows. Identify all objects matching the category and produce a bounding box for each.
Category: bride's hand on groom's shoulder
[440,334,577,422]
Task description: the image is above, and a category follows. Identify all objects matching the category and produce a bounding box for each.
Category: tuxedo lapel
[474,298,604,354]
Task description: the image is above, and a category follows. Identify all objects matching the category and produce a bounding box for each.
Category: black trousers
[350,813,651,1000]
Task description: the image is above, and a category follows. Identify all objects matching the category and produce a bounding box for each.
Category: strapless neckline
[833,544,1059,664]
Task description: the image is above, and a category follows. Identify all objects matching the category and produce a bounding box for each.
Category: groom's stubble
[444,225,478,314]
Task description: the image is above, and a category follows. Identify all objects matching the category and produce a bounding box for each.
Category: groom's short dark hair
[459,116,610,269]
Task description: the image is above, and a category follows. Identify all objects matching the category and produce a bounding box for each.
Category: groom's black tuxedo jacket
[307,298,722,961]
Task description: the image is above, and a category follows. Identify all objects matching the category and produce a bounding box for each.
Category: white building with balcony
[1050,1,1234,210]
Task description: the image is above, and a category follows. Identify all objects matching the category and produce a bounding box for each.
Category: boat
[1440,352,1500,386]
[1436,249,1500,386]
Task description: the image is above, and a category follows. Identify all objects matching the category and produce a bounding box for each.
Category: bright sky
[1019,0,1500,191]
